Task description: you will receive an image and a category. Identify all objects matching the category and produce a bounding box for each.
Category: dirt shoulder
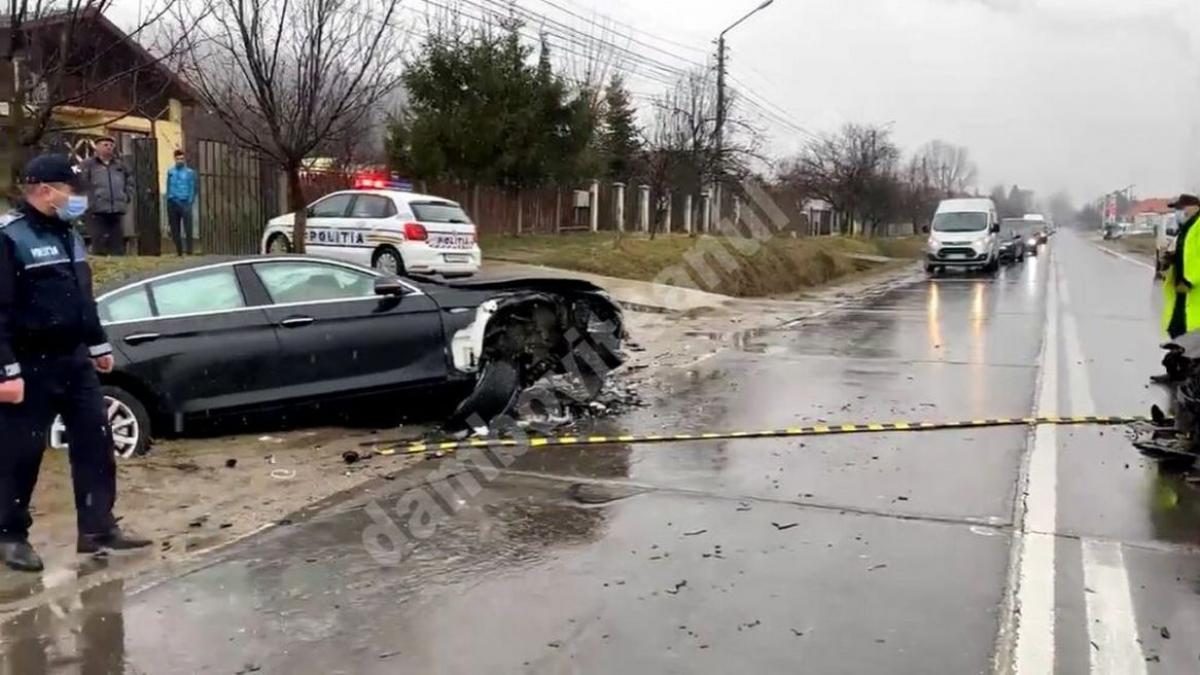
[1108,233,1156,261]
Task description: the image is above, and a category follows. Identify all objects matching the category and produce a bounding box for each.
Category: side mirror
[921,225,930,234]
[990,223,1000,234]
[374,276,408,296]
[306,207,316,218]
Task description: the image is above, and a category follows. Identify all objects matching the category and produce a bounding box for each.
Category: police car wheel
[266,233,292,254]
[372,246,405,275]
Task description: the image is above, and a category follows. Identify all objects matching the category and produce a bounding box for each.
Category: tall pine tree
[601,74,643,181]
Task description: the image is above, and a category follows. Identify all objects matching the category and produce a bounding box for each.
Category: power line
[521,0,710,70]
[551,0,712,57]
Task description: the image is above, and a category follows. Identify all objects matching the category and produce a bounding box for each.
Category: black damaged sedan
[55,256,624,457]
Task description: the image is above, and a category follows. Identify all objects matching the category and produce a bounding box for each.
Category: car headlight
[927,237,940,249]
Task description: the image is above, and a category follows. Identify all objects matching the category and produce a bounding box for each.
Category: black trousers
[0,351,117,540]
[88,212,125,256]
[1169,292,1188,340]
[167,200,193,256]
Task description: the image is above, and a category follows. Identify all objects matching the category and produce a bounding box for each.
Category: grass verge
[481,232,923,297]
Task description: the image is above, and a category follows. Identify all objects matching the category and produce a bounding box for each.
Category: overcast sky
[110,0,1200,204]
[580,0,1200,203]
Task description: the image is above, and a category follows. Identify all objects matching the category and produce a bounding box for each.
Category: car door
[99,264,283,416]
[304,193,356,262]
[349,194,399,241]
[248,260,449,401]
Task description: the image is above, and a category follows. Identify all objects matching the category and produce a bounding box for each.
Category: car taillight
[404,222,428,241]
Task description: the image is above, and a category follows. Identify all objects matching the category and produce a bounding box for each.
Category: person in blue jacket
[165,149,197,256]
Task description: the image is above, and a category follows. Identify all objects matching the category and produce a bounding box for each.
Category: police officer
[1163,194,1200,340]
[0,154,149,572]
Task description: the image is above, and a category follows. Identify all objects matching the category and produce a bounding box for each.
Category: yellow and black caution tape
[378,415,1154,457]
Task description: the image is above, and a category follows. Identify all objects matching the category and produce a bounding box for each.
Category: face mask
[1177,210,1191,226]
[50,188,88,220]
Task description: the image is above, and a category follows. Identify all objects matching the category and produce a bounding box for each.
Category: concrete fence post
[664,191,672,234]
[613,182,626,232]
[683,194,694,234]
[700,189,712,233]
[589,179,600,232]
[638,184,651,232]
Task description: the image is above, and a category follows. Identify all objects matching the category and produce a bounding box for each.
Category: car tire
[925,264,940,276]
[102,386,151,458]
[983,258,1000,275]
[266,233,292,254]
[50,385,151,459]
[372,246,406,276]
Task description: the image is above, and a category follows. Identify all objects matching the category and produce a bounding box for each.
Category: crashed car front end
[427,278,626,429]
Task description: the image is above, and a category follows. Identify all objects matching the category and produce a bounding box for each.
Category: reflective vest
[1163,217,1200,335]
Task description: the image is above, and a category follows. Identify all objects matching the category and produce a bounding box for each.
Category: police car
[260,176,482,277]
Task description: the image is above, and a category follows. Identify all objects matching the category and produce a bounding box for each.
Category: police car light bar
[354,173,414,192]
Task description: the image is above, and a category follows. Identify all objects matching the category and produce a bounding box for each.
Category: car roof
[95,254,381,297]
[936,198,995,214]
[326,189,462,207]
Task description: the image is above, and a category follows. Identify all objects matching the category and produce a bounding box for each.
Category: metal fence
[196,140,280,255]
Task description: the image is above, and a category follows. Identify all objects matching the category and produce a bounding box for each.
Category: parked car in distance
[261,181,482,277]
[51,256,625,457]
[998,218,1028,264]
[925,198,1001,276]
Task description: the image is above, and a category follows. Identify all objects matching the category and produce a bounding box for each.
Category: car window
[409,201,472,224]
[349,195,396,219]
[254,262,377,304]
[99,285,153,323]
[310,194,354,218]
[151,267,246,318]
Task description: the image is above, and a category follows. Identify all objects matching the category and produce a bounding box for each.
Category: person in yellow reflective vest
[1163,194,1200,339]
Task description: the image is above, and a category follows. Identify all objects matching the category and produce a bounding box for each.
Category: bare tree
[779,123,900,236]
[2,0,190,179]
[916,139,977,198]
[172,0,405,252]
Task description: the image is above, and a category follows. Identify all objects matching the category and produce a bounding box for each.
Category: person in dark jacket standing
[0,154,150,572]
[79,137,133,256]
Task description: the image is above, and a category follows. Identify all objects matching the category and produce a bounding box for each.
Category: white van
[925,198,1001,275]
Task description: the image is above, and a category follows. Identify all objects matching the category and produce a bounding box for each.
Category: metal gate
[197,140,280,254]
[131,137,161,255]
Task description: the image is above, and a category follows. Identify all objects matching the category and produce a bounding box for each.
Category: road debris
[225,458,238,468]
[665,580,688,595]
[683,529,707,536]
[771,522,799,531]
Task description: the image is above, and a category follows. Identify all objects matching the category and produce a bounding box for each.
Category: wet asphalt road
[4,230,1200,674]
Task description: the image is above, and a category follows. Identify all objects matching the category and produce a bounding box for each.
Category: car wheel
[925,264,940,276]
[984,258,1000,275]
[266,233,292,254]
[48,385,151,458]
[372,246,405,275]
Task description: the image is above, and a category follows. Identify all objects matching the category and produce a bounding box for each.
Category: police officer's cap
[1169,194,1200,209]
[20,154,82,189]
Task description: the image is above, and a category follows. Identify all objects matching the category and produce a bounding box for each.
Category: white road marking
[1082,540,1147,675]
[1060,241,1147,673]
[1012,254,1059,674]
[1092,242,1155,270]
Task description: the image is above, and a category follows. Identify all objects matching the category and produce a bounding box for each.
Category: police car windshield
[410,202,471,224]
[932,212,988,233]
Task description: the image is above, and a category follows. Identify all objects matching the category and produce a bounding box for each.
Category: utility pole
[715,35,726,183]
[714,0,773,230]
